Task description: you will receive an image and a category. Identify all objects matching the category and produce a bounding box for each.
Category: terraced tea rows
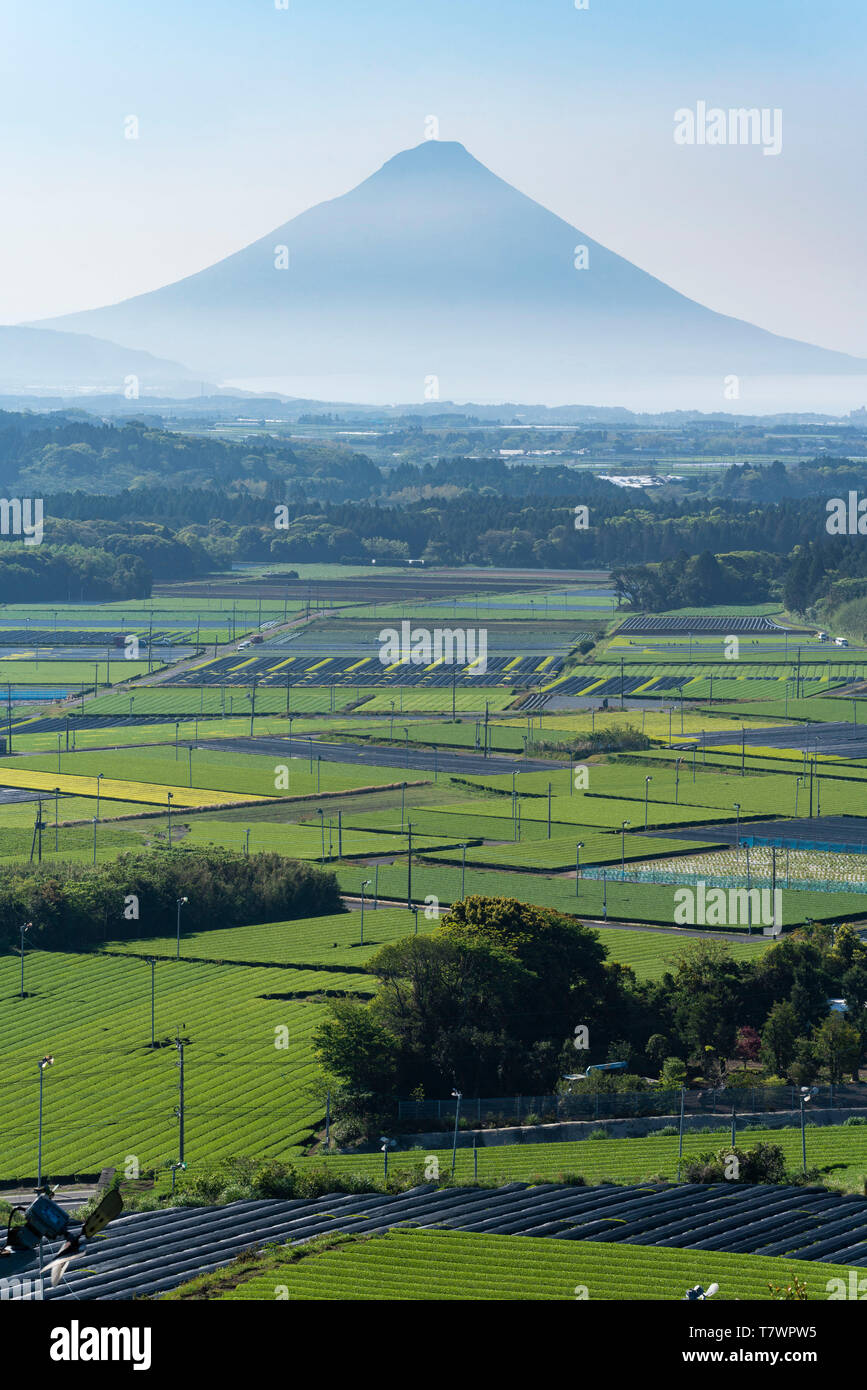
[0,950,353,1179]
[103,908,767,980]
[294,1124,867,1191]
[105,908,423,968]
[212,1229,859,1302]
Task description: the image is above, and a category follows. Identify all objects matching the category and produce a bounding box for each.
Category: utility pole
[175,1030,185,1174]
[145,958,156,1048]
[19,921,31,998]
[406,822,413,907]
[37,1055,54,1188]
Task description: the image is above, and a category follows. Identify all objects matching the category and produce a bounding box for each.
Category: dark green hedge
[0,846,343,953]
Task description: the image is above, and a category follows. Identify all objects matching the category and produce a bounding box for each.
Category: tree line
[0,847,343,954]
[314,898,867,1135]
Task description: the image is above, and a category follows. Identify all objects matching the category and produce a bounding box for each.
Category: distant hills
[0,325,205,395]
[26,141,867,407]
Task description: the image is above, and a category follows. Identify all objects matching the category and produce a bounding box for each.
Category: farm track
[200,734,568,777]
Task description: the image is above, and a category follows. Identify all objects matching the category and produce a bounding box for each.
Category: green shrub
[219,1184,249,1204]
[683,1142,787,1184]
[251,1161,298,1198]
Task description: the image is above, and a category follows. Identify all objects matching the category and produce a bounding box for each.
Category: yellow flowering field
[0,768,267,808]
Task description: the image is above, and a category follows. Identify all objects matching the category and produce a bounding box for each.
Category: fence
[578,866,867,895]
[397,1083,867,1127]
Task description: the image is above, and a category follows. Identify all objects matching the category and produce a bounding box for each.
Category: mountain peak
[365,139,494,187]
[385,139,475,162]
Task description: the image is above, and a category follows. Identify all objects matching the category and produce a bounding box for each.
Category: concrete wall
[391,1107,864,1151]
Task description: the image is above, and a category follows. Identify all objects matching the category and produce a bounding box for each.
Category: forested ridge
[0,408,862,610]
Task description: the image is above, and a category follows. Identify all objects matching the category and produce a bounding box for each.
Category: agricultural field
[0,659,153,684]
[0,948,348,1180]
[416,830,717,871]
[196,1230,859,1302]
[589,924,768,978]
[293,1124,867,1193]
[629,846,867,893]
[358,686,516,713]
[711,696,867,724]
[101,907,767,979]
[340,586,620,622]
[0,765,269,809]
[423,788,740,831]
[331,859,862,929]
[5,715,379,754]
[172,818,458,861]
[3,745,408,800]
[2,572,867,1310]
[8,3,867,1318]
[85,686,372,717]
[0,820,142,865]
[104,907,422,968]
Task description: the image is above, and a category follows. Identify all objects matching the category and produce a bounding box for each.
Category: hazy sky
[2,0,865,357]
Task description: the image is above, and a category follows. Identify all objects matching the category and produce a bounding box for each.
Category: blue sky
[1,0,865,356]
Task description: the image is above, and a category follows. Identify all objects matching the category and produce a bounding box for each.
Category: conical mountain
[35,140,866,403]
